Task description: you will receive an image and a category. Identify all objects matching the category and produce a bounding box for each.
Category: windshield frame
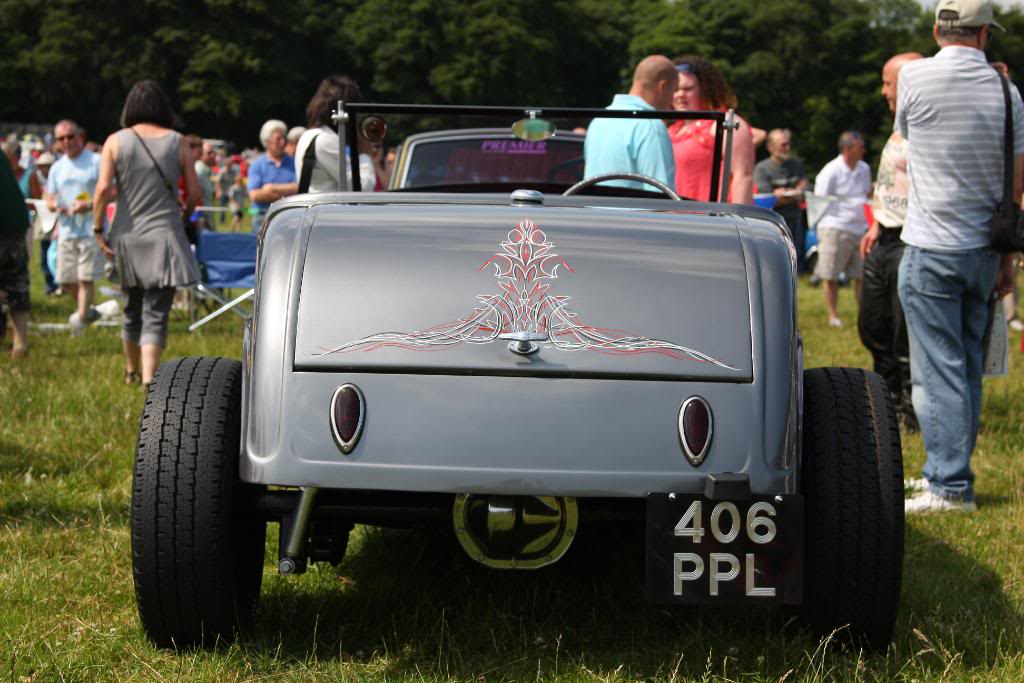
[334,103,734,201]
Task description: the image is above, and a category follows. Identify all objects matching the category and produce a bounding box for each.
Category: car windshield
[400,135,584,188]
[338,104,732,200]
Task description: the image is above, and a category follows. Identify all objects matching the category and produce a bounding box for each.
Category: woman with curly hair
[669,55,754,204]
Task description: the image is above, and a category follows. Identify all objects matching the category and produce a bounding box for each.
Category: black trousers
[857,228,913,418]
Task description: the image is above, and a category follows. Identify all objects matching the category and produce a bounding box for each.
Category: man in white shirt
[813,131,872,328]
[896,0,1022,513]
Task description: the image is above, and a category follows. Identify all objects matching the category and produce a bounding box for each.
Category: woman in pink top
[668,56,754,204]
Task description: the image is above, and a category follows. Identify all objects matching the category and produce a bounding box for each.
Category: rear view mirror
[511,116,556,141]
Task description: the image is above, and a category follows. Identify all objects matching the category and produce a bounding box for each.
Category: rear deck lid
[293,204,752,381]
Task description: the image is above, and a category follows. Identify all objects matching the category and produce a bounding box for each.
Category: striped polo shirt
[896,45,1024,251]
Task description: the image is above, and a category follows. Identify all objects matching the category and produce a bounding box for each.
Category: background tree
[3,0,1024,174]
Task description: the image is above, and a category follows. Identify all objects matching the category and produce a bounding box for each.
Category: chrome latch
[499,330,549,355]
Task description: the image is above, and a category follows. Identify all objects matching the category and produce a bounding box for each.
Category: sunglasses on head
[675,63,695,74]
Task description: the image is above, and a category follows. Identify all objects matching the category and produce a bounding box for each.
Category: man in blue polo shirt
[248,119,297,232]
[583,55,677,190]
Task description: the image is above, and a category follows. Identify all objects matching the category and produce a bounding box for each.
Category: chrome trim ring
[329,384,366,455]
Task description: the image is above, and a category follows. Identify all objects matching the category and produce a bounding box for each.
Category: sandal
[125,370,141,385]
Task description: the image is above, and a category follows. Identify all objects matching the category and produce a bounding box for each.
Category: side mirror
[360,116,388,144]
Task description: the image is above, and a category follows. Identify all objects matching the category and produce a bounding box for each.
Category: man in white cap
[896,0,1022,513]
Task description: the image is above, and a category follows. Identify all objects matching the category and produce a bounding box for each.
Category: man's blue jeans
[897,245,999,502]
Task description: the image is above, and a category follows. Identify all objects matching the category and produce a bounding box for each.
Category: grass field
[1,264,1023,682]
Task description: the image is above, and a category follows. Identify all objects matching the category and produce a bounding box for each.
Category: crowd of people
[0,0,1021,514]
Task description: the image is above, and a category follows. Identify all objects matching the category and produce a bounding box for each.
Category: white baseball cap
[935,0,1006,31]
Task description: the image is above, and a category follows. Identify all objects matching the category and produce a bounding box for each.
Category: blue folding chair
[189,231,257,331]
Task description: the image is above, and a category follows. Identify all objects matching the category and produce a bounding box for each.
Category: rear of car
[129,103,903,652]
[240,196,804,595]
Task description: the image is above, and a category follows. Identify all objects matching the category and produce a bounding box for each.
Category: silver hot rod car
[130,104,904,650]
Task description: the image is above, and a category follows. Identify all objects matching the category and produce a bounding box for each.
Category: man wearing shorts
[44,119,102,334]
[813,131,872,327]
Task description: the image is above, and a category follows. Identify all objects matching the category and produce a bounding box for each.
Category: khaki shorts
[814,227,863,281]
[56,236,103,284]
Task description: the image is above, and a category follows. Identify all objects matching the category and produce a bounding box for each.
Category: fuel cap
[511,189,544,206]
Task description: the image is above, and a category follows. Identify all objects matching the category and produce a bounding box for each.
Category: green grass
[2,265,1023,682]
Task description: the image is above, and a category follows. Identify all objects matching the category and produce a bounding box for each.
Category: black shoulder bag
[131,129,198,245]
[297,133,319,194]
[992,73,1024,253]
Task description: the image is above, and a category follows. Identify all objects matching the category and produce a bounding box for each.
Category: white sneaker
[828,317,843,328]
[905,490,977,514]
[1010,318,1024,332]
[904,477,929,493]
[68,312,85,336]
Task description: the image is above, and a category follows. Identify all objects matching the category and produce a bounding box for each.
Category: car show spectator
[753,128,807,252]
[583,55,676,191]
[286,126,305,157]
[247,119,296,232]
[228,170,247,231]
[1,143,31,357]
[858,52,922,433]
[294,75,377,193]
[44,119,102,335]
[4,140,42,199]
[1003,259,1023,330]
[896,0,1022,513]
[813,131,871,328]
[32,151,59,295]
[214,152,237,225]
[92,80,202,387]
[194,140,217,208]
[669,55,754,203]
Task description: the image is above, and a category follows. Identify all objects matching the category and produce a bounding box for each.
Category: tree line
[3,0,1024,172]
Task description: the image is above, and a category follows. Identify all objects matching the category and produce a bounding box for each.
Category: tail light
[330,384,365,454]
[678,396,712,466]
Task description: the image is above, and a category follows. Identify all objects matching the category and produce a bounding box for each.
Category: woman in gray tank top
[92,80,201,386]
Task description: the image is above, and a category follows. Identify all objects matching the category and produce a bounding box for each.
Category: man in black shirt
[754,129,808,267]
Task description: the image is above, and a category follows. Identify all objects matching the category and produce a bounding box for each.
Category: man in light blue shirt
[44,119,101,333]
[584,55,677,191]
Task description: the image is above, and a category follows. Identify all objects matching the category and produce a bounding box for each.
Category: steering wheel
[563,172,681,200]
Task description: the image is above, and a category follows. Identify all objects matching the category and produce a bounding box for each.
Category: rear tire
[800,367,903,650]
[131,357,266,648]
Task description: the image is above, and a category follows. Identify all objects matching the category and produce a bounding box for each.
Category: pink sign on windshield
[480,140,547,155]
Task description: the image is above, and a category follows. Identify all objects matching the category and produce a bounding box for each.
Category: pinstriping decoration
[314,218,736,369]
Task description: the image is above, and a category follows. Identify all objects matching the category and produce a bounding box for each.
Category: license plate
[645,493,803,604]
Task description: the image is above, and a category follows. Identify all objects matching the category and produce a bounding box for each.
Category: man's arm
[896,70,910,140]
[728,118,755,204]
[247,162,272,203]
[753,162,771,195]
[814,163,834,197]
[44,166,60,212]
